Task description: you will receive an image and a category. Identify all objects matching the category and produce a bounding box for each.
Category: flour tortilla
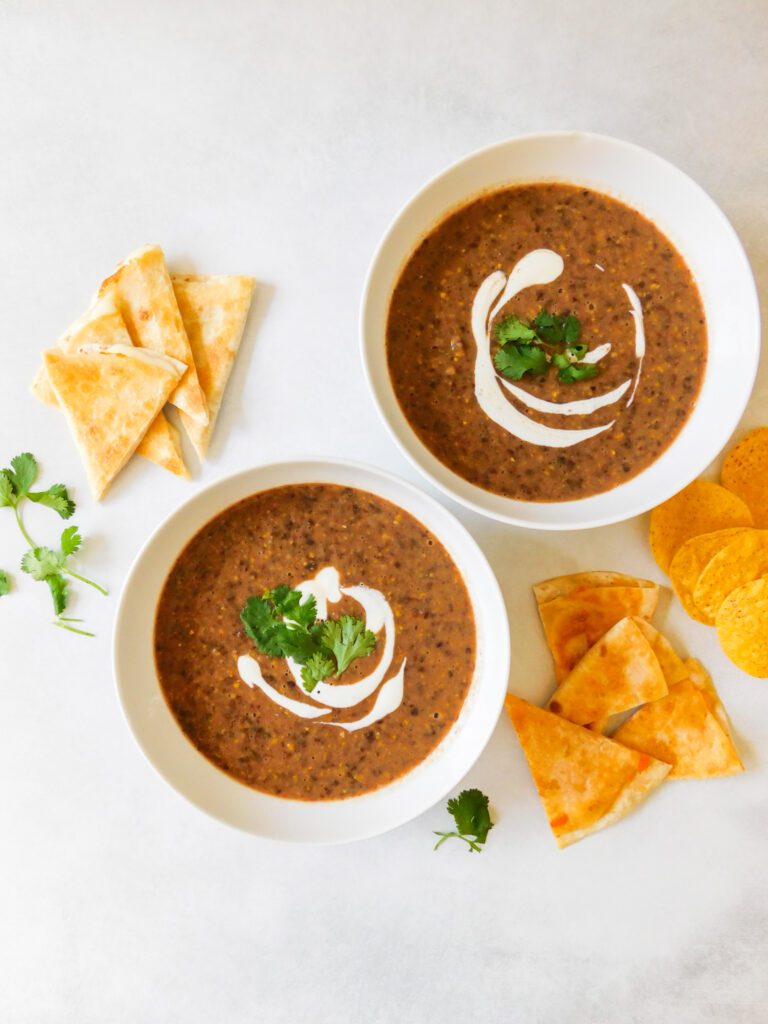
[547,617,668,726]
[173,274,254,457]
[533,572,657,605]
[97,245,208,425]
[537,584,660,682]
[31,294,189,479]
[613,658,743,779]
[43,346,185,499]
[630,618,688,686]
[505,694,670,848]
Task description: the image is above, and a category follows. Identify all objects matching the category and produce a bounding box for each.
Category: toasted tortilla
[505,694,670,847]
[533,572,657,605]
[537,584,660,682]
[630,618,688,686]
[547,617,668,726]
[172,274,254,457]
[43,346,184,499]
[97,245,208,425]
[613,658,743,779]
[31,295,189,479]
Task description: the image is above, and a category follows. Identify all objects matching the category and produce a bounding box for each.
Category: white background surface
[1,2,766,1021]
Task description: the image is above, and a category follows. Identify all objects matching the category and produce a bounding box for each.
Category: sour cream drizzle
[237,567,406,730]
[471,249,647,448]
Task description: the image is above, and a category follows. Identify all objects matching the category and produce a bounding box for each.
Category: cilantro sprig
[434,788,494,853]
[0,453,106,634]
[493,309,599,385]
[240,584,377,692]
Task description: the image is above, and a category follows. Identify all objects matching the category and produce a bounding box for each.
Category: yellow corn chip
[669,528,752,624]
[721,428,768,528]
[613,659,743,778]
[716,577,768,677]
[547,617,667,725]
[693,529,768,622]
[505,694,670,848]
[537,585,660,682]
[649,480,753,573]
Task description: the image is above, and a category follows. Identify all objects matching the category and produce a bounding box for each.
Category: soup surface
[155,484,475,800]
[387,183,707,501]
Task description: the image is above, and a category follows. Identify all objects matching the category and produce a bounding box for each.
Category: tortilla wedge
[537,584,660,682]
[43,345,185,499]
[613,658,743,779]
[97,245,208,425]
[547,617,668,726]
[172,274,254,457]
[505,694,670,847]
[533,572,657,605]
[630,618,688,686]
[31,295,189,479]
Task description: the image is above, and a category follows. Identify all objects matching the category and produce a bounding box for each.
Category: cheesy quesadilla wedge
[172,273,254,458]
[31,295,189,479]
[44,346,185,500]
[547,617,668,726]
[97,245,208,425]
[505,694,670,848]
[533,572,657,604]
[613,658,743,779]
[537,584,660,682]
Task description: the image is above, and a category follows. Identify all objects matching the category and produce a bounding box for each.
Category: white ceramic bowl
[113,459,509,843]
[361,132,760,529]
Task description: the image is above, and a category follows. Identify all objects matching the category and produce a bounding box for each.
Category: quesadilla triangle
[43,346,185,500]
[630,618,688,686]
[533,572,658,605]
[31,294,189,480]
[536,584,660,682]
[547,617,668,726]
[97,245,208,425]
[613,658,744,779]
[505,694,671,848]
[172,273,255,458]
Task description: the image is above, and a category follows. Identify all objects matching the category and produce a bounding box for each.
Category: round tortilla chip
[721,428,768,528]
[716,577,768,678]
[669,528,753,624]
[693,529,768,622]
[649,480,753,573]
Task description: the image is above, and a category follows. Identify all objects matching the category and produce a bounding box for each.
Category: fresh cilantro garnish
[492,309,598,386]
[319,616,377,674]
[0,571,10,597]
[240,584,378,692]
[0,452,106,634]
[494,314,536,344]
[494,342,549,381]
[434,788,494,853]
[301,652,336,692]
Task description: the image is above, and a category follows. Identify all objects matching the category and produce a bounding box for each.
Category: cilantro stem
[433,831,483,853]
[13,506,35,548]
[53,620,95,637]
[64,568,108,596]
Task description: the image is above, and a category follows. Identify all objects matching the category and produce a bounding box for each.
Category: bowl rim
[112,456,511,843]
[360,130,761,530]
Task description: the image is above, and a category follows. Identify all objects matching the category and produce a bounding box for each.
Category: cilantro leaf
[494,314,536,344]
[0,472,14,508]
[434,788,494,853]
[300,652,336,692]
[0,571,10,596]
[562,315,581,344]
[265,585,317,629]
[27,483,76,519]
[565,343,588,361]
[47,574,68,615]
[494,343,549,381]
[8,453,37,497]
[240,596,289,656]
[558,363,599,384]
[533,309,581,346]
[20,546,64,581]
[60,525,82,557]
[320,615,377,674]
